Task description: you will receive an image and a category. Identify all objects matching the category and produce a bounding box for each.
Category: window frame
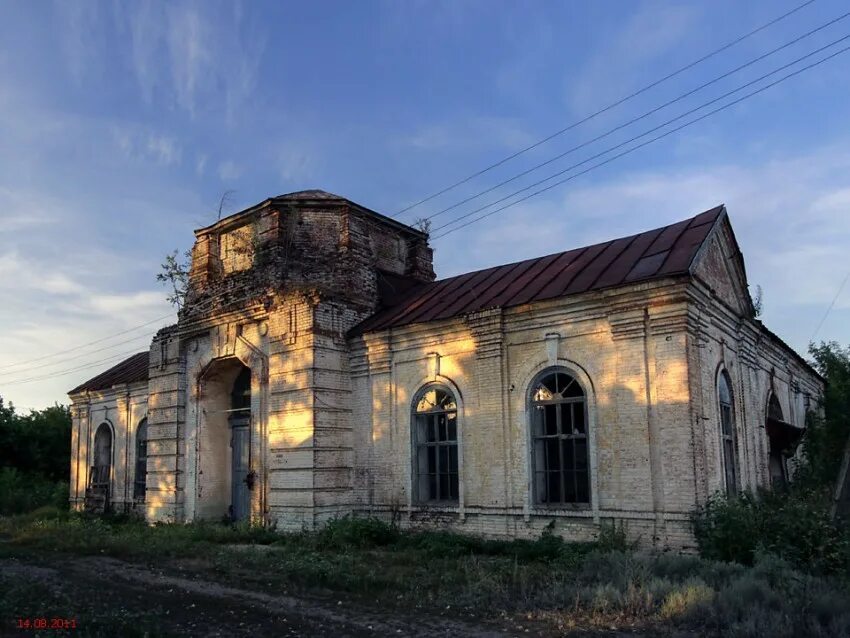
[91,422,113,489]
[134,418,148,501]
[527,367,591,507]
[411,383,460,505]
[766,392,788,487]
[718,370,738,496]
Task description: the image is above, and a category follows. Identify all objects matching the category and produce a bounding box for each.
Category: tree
[413,217,432,235]
[157,249,191,309]
[157,191,237,308]
[795,342,850,490]
[0,398,71,480]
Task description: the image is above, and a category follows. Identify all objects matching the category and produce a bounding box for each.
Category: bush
[692,488,850,574]
[597,520,637,552]
[316,516,400,549]
[0,467,68,515]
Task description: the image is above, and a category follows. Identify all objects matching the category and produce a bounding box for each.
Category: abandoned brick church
[67,190,822,548]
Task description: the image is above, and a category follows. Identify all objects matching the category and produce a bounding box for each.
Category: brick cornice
[363,332,392,374]
[465,308,503,359]
[607,309,645,341]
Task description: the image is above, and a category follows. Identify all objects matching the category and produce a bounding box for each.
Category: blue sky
[1,0,849,409]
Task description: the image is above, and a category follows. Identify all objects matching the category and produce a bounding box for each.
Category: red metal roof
[68,351,149,395]
[352,205,725,335]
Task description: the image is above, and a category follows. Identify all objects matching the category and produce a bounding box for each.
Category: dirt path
[1,555,526,637]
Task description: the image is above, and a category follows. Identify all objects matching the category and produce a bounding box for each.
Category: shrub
[597,520,637,552]
[659,578,714,622]
[316,516,400,549]
[692,488,850,574]
[692,491,761,564]
[400,523,591,563]
[0,467,68,515]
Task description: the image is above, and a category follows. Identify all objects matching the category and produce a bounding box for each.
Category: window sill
[410,503,460,512]
[531,502,592,513]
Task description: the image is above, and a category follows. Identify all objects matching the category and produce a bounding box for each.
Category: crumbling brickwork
[68,195,822,549]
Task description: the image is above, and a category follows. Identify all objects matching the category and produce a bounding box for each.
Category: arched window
[529,369,589,505]
[134,418,148,500]
[92,422,112,489]
[767,394,787,487]
[718,371,737,496]
[412,385,458,503]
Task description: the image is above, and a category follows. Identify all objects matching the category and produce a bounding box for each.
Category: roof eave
[193,193,428,240]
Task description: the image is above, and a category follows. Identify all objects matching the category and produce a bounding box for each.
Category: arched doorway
[90,422,113,509]
[229,366,252,522]
[195,358,254,522]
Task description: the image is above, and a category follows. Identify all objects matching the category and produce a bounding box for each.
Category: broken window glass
[530,370,589,505]
[413,386,459,503]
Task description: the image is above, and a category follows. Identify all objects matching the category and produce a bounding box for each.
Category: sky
[1,0,849,410]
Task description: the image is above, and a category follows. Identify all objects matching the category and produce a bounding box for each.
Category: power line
[432,33,850,236]
[0,330,155,380]
[423,9,850,223]
[432,41,850,240]
[393,0,817,217]
[0,312,175,372]
[1,285,280,382]
[0,347,151,388]
[810,269,850,343]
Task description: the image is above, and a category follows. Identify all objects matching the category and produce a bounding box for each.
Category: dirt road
[1,555,533,637]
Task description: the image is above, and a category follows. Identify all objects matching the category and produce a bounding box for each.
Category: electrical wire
[0,312,175,371]
[431,32,850,235]
[422,9,850,223]
[0,347,151,388]
[0,331,156,380]
[432,41,850,240]
[393,0,818,217]
[810,269,850,343]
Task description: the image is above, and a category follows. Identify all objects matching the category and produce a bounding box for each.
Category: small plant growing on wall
[157,249,191,309]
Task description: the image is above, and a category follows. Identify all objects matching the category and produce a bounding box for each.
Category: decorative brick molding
[608,309,645,341]
[466,308,503,359]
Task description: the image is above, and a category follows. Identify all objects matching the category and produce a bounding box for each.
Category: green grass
[2,512,850,636]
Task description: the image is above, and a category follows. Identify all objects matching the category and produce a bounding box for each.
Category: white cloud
[0,187,57,230]
[166,4,212,115]
[146,134,181,166]
[0,252,58,294]
[195,153,208,176]
[567,2,701,114]
[279,148,314,183]
[122,1,266,117]
[126,0,162,103]
[434,145,850,355]
[218,160,241,181]
[89,290,168,315]
[56,2,102,85]
[402,116,535,152]
[110,125,182,166]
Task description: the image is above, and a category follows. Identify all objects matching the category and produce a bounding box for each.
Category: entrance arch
[91,422,113,504]
[195,358,254,522]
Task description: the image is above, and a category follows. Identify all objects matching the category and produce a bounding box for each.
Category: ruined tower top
[184,190,434,322]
